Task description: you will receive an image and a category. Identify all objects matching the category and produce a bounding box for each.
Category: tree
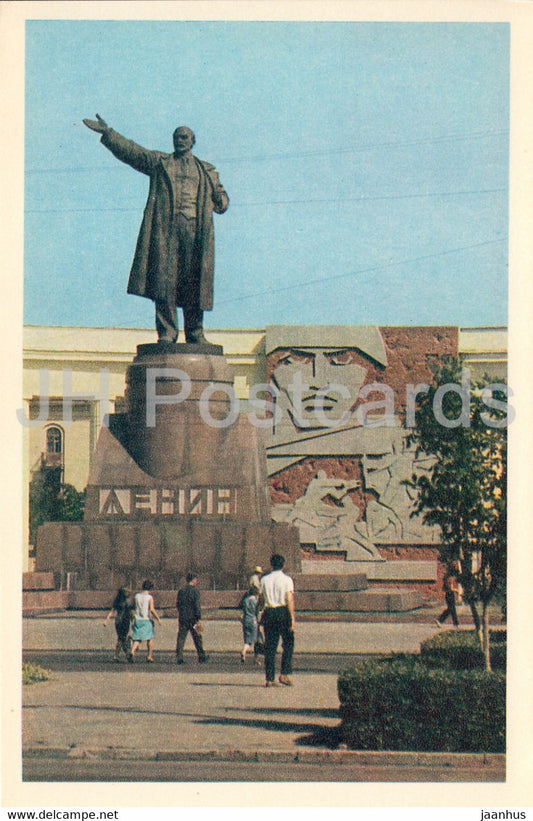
[29,468,85,544]
[405,357,508,672]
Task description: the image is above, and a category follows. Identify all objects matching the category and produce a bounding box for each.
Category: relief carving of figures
[271,470,384,561]
[362,436,440,544]
[266,326,441,553]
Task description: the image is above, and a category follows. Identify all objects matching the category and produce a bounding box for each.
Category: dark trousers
[176,621,206,660]
[438,592,459,626]
[155,214,203,343]
[155,301,204,343]
[115,628,131,655]
[262,606,294,681]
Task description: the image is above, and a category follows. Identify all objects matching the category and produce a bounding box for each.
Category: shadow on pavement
[295,724,344,749]
[23,650,362,674]
[221,705,339,718]
[25,702,338,734]
[193,713,339,737]
[25,704,342,748]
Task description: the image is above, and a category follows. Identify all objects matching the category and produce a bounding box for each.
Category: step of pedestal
[294,588,423,612]
[300,559,437,582]
[23,586,423,615]
[23,591,70,616]
[23,572,56,591]
[293,573,368,592]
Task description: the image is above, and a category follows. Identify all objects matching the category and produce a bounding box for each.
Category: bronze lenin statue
[84,115,229,344]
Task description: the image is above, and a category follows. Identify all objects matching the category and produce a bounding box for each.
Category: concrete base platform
[295,587,423,612]
[23,586,423,616]
[34,519,301,592]
[22,572,55,591]
[301,559,437,582]
[293,573,368,591]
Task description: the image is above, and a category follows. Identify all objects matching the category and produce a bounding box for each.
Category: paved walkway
[23,662,341,754]
[21,615,504,781]
[23,615,442,655]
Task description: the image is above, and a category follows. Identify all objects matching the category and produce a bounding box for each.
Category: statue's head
[173,126,196,154]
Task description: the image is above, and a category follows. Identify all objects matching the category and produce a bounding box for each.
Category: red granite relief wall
[268,326,457,501]
[267,327,457,586]
[266,325,458,420]
[380,326,458,417]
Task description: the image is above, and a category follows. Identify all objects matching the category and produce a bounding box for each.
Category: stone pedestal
[35,343,301,589]
[124,342,236,479]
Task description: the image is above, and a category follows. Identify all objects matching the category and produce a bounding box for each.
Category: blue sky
[24,21,509,330]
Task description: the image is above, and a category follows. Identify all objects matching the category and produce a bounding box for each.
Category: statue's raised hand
[83,114,109,133]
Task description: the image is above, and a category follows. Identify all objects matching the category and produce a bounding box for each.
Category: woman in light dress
[130,580,162,663]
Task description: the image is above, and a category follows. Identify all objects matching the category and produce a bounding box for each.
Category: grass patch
[22,663,50,685]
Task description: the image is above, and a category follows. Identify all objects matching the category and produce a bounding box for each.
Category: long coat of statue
[100,128,229,311]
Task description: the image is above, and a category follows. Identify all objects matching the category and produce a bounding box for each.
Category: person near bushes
[436,565,460,628]
[176,573,209,664]
[103,587,133,662]
[259,554,295,687]
[130,580,162,662]
[239,586,262,665]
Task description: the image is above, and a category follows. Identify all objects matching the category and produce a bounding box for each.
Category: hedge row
[338,657,505,752]
[420,629,506,671]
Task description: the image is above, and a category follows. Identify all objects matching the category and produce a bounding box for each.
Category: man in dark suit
[176,573,209,663]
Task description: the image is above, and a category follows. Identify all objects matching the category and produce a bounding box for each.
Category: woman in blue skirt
[130,580,162,663]
[240,586,261,665]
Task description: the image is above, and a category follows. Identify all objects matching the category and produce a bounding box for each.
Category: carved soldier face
[272,348,368,429]
[173,126,195,155]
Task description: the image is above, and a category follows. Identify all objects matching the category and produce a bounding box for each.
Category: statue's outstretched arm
[83,115,156,175]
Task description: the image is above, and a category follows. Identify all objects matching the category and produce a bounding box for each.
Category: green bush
[29,472,85,543]
[420,629,506,671]
[22,663,50,685]
[338,657,505,752]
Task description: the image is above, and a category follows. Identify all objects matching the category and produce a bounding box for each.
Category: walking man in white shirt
[259,554,295,687]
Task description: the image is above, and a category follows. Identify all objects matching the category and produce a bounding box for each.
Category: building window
[43,426,64,470]
[46,426,63,454]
